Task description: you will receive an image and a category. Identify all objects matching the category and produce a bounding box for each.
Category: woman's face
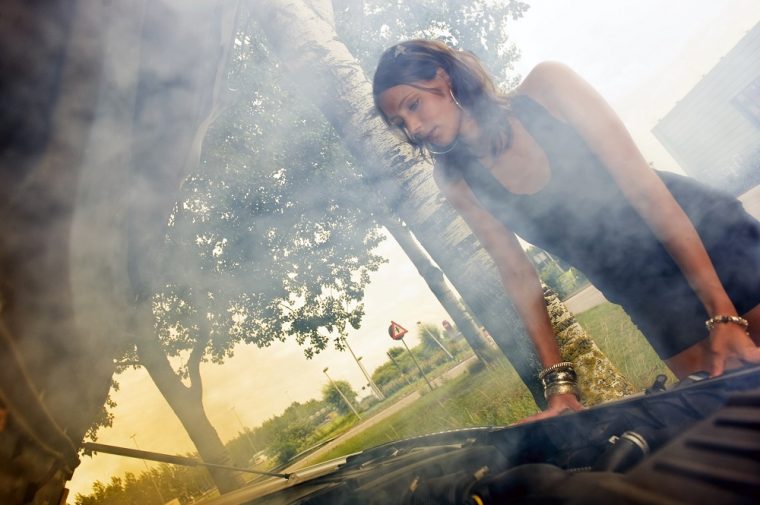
[377,70,463,150]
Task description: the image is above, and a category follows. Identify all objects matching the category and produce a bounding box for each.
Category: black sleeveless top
[451,95,760,358]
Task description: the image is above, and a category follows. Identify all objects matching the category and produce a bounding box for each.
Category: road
[563,285,607,314]
[740,184,760,218]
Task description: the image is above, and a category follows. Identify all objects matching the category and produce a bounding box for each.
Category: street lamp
[322,367,361,420]
[130,434,165,505]
[342,335,385,400]
[417,321,454,360]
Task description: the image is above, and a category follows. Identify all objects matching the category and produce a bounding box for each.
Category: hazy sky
[67,0,760,500]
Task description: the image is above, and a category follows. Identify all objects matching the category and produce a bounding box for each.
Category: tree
[251,400,328,463]
[115,14,385,494]
[333,0,527,88]
[74,465,212,505]
[322,379,360,416]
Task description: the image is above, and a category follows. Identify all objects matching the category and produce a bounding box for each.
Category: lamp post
[417,321,454,360]
[230,406,256,455]
[322,367,361,420]
[342,336,385,400]
[130,434,165,505]
[386,351,415,387]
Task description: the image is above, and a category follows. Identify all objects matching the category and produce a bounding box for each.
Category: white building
[653,22,760,195]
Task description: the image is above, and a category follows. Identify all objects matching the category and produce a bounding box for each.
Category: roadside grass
[303,346,477,449]
[574,302,676,391]
[316,359,536,462]
[310,302,674,464]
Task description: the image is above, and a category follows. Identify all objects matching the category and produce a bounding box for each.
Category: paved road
[563,285,607,314]
[740,184,760,218]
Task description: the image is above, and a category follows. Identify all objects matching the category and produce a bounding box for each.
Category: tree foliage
[321,379,359,415]
[258,400,330,463]
[334,0,529,88]
[75,466,212,505]
[117,23,388,383]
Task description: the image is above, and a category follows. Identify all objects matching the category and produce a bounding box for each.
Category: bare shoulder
[513,61,614,126]
[516,61,577,95]
[513,62,587,117]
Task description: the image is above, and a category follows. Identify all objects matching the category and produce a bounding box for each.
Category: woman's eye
[408,99,419,112]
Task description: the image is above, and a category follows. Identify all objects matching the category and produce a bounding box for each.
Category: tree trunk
[121,0,243,494]
[132,302,245,494]
[542,287,634,405]
[382,216,494,363]
[251,0,632,407]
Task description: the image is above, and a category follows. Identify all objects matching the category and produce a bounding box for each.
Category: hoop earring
[450,88,463,110]
[427,88,462,155]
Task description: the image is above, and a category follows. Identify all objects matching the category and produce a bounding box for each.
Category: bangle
[539,362,580,401]
[542,369,577,384]
[705,315,749,332]
[544,382,580,401]
[538,361,574,380]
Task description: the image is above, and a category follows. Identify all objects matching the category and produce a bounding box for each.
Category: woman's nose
[407,119,423,142]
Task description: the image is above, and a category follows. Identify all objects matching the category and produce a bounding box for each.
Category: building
[653,23,760,195]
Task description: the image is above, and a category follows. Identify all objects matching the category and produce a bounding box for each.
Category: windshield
[1,1,759,504]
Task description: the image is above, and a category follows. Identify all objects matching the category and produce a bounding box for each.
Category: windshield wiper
[82,442,291,479]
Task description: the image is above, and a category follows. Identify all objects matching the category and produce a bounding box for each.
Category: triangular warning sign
[388,320,408,340]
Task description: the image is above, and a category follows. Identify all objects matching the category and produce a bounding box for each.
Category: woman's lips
[428,126,441,145]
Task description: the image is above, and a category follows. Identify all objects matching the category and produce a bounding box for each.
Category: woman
[372,40,760,419]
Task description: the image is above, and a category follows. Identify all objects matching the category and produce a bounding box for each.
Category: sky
[66,0,760,500]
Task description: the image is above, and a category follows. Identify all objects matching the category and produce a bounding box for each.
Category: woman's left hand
[708,323,760,376]
[512,392,584,425]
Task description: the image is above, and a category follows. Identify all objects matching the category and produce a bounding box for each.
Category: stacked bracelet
[538,361,574,380]
[539,362,580,401]
[705,315,749,333]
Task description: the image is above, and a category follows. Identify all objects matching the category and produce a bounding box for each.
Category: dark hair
[372,39,512,178]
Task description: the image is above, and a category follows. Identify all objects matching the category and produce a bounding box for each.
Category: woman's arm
[519,62,760,375]
[434,167,582,417]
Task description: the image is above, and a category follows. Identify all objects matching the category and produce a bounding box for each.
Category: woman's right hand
[708,321,760,377]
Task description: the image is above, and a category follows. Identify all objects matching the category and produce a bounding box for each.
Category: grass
[574,302,676,391]
[316,359,536,461]
[291,344,479,459]
[311,302,675,463]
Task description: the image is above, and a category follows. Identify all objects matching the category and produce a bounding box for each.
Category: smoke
[0,0,242,499]
[3,0,759,502]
